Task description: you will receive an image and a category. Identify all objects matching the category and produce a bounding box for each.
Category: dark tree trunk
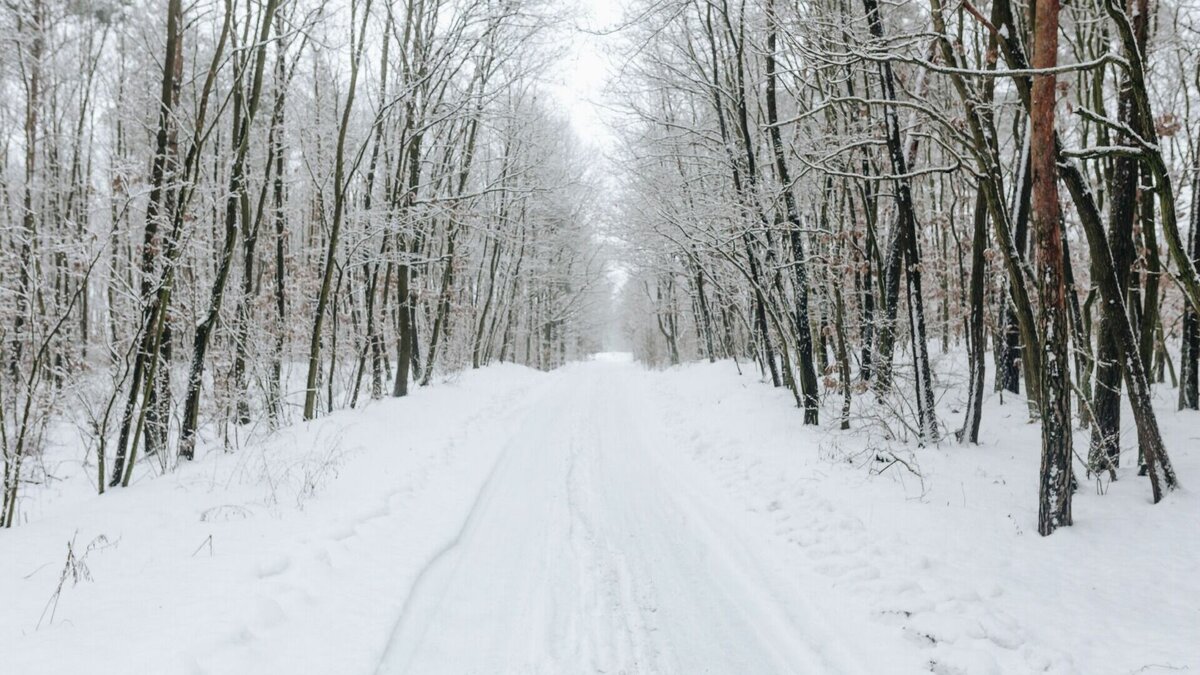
[861,0,938,441]
[181,0,279,457]
[392,256,413,397]
[1180,162,1200,410]
[1061,160,1178,502]
[302,0,367,421]
[110,0,182,485]
[691,250,717,363]
[1091,0,1149,474]
[999,144,1031,395]
[766,0,819,423]
[959,190,987,444]
[833,282,853,430]
[268,28,288,426]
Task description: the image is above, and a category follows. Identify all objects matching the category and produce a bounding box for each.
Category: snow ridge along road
[374,359,872,675]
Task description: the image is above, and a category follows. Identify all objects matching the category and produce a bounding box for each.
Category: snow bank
[633,359,1200,674]
[1,364,551,674]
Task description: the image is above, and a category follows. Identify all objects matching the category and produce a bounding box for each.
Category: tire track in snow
[373,375,577,673]
[373,360,873,674]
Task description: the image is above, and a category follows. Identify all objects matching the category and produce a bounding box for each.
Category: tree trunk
[958,189,987,444]
[180,0,279,457]
[269,21,289,426]
[1060,160,1178,501]
[766,0,819,423]
[862,0,938,441]
[1180,161,1200,410]
[109,0,182,484]
[1091,0,1146,472]
[1031,0,1073,536]
[302,0,369,420]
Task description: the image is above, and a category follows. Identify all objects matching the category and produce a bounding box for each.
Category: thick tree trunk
[422,224,459,385]
[472,226,504,369]
[833,281,853,430]
[1138,179,1161,380]
[691,250,717,363]
[1031,0,1073,536]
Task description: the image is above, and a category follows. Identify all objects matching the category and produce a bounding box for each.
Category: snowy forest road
[9,356,1189,675]
[373,358,858,675]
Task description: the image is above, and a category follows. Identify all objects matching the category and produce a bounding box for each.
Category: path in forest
[373,358,860,675]
[8,355,1193,675]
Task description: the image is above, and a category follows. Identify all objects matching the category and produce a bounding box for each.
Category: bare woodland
[0,0,608,526]
[610,0,1196,536]
[2,0,1199,537]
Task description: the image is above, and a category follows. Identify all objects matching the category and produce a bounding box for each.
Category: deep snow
[3,356,1197,674]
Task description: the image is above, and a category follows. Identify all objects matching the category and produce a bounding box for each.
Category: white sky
[546,0,626,152]
[545,0,632,298]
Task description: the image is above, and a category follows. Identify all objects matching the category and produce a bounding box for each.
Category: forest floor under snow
[2,354,1198,674]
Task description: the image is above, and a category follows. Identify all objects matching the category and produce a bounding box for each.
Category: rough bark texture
[1030,0,1073,536]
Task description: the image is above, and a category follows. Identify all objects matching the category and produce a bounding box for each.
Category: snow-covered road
[375,360,855,674]
[7,356,1197,674]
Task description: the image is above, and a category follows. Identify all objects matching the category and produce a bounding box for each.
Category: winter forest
[3,0,1200,672]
